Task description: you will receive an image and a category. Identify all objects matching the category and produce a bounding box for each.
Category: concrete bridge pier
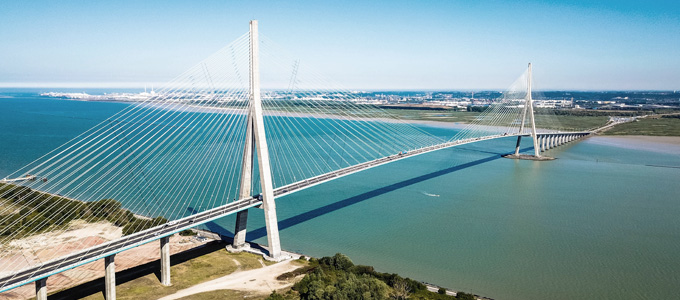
[514,135,523,155]
[105,255,116,300]
[160,236,171,286]
[542,136,548,151]
[35,278,47,300]
[541,136,547,152]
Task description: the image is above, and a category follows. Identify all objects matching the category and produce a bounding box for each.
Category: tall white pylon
[526,63,540,157]
[232,20,282,260]
[513,63,540,157]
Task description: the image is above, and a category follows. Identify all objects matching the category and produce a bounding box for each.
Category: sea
[1,90,679,300]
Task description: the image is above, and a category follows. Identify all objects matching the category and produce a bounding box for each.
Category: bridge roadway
[0,131,589,293]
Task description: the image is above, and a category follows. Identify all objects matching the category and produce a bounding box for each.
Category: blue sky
[0,0,678,90]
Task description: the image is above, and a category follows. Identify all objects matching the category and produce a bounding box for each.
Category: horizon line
[0,82,677,93]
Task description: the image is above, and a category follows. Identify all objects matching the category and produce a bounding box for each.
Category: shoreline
[195,229,492,300]
[588,135,680,155]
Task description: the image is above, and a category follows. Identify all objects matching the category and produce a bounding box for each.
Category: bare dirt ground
[157,259,302,300]
[0,222,208,300]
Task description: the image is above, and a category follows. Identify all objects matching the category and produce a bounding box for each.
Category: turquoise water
[1,93,679,299]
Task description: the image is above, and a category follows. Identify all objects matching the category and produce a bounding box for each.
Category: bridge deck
[0,131,591,293]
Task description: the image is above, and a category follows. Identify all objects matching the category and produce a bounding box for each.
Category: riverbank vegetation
[604,115,680,136]
[0,182,167,240]
[268,253,476,300]
[380,108,608,131]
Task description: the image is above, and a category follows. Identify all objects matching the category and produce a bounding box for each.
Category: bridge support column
[160,236,171,286]
[249,20,281,260]
[35,278,47,300]
[513,135,523,155]
[105,255,116,300]
[541,136,547,152]
[232,105,254,251]
[527,63,540,157]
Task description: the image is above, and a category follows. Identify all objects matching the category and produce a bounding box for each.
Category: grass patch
[0,199,20,216]
[604,118,680,136]
[381,108,608,131]
[538,115,608,131]
[78,247,268,300]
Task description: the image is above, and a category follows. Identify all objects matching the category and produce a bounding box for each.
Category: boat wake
[421,191,440,197]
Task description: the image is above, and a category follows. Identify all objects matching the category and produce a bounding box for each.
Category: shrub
[455,292,475,300]
[179,229,196,236]
[318,253,354,271]
[265,291,286,300]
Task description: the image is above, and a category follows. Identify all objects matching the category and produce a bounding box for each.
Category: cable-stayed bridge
[0,21,625,299]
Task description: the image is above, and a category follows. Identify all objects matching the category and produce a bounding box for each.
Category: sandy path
[157,260,299,300]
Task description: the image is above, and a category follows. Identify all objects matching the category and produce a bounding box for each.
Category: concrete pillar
[526,63,540,157]
[250,20,282,260]
[541,136,547,152]
[513,135,523,155]
[233,210,249,248]
[105,255,116,300]
[160,236,171,286]
[35,278,47,300]
[233,109,254,249]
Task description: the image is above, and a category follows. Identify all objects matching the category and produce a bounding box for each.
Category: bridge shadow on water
[44,148,531,299]
[245,148,530,241]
